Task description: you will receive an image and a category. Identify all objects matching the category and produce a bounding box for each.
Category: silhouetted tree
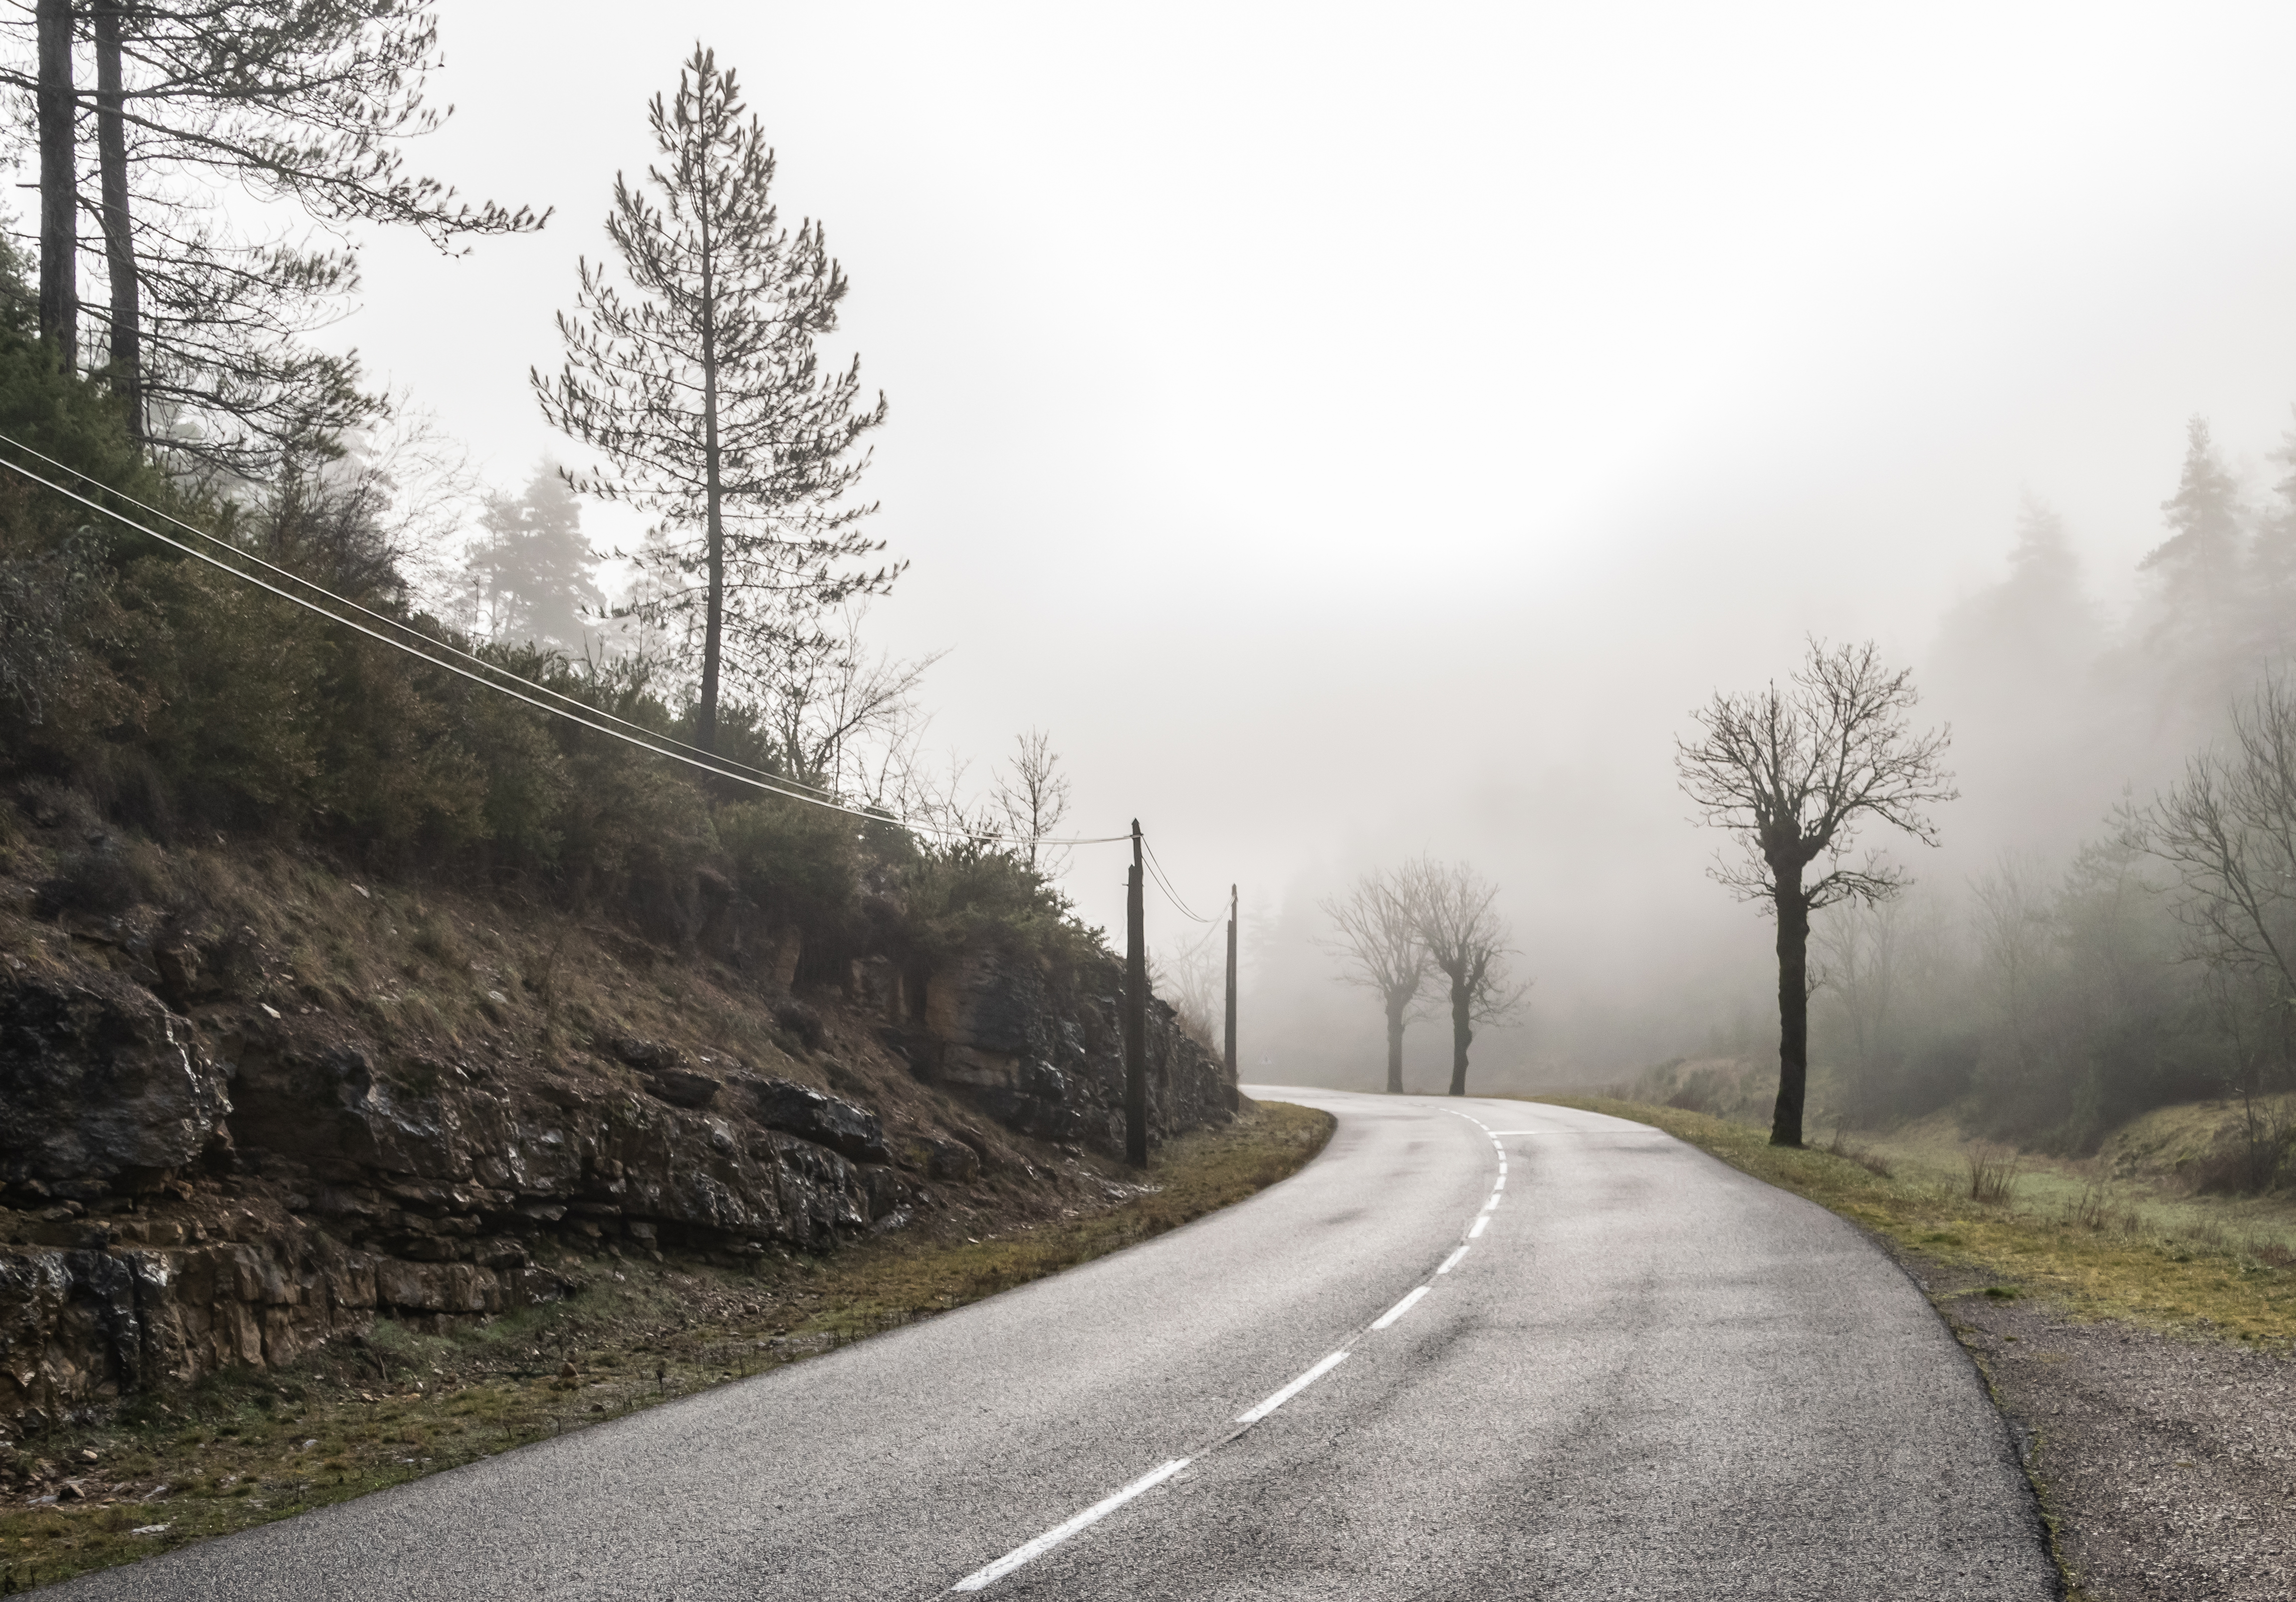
[535,44,894,755]
[1676,638,1955,1146]
[1321,869,1429,1094]
[753,620,934,798]
[1402,858,1526,1097]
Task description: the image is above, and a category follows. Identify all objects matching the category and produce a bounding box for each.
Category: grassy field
[1528,1095,2296,1348]
[0,1101,1333,1594]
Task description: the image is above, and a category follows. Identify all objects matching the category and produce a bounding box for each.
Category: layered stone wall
[1,929,1236,1428]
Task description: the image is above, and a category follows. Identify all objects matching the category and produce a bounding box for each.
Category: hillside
[0,776,1236,1434]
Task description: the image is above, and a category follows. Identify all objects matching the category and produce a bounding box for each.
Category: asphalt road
[59,1089,2059,1601]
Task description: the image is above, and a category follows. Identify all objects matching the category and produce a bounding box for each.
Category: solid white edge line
[949,1457,1192,1592]
[1370,1286,1430,1331]
[1469,1214,1490,1239]
[1234,1349,1351,1425]
[1438,1245,1469,1273]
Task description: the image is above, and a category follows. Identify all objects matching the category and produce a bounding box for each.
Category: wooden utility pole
[1223,883,1238,1112]
[1125,820,1148,1168]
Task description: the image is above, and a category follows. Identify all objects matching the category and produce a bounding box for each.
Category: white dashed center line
[949,1457,1192,1592]
[1371,1286,1430,1330]
[947,1102,1528,1592]
[1235,1349,1351,1424]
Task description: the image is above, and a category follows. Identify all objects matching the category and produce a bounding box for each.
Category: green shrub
[900,840,1104,975]
[716,795,855,934]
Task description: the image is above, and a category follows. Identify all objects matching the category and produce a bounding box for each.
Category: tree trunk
[1447,974,1471,1097]
[1383,994,1405,1094]
[93,0,139,436]
[693,112,724,757]
[1771,864,1810,1147]
[36,0,76,365]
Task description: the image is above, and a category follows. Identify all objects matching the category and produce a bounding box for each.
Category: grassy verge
[1528,1095,2296,1349]
[0,1101,1333,1594]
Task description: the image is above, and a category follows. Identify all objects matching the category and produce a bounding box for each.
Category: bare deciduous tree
[1675,638,1955,1146]
[748,607,939,797]
[2144,678,2296,1074]
[1320,869,1429,1094]
[1400,857,1527,1098]
[991,728,1073,876]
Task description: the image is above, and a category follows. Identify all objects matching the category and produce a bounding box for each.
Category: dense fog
[79,3,2296,1140]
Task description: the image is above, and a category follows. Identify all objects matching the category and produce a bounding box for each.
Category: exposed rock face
[0,1008,906,1426]
[746,1078,889,1165]
[219,1031,890,1255]
[0,972,230,1196]
[0,926,1232,1427]
[910,945,1233,1152]
[0,1222,568,1431]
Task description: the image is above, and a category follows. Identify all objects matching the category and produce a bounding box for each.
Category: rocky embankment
[0,832,1232,1434]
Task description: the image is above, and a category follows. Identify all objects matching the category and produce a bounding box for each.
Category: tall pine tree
[534,45,895,756]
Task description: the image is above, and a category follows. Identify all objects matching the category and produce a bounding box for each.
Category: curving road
[59,1089,2058,1601]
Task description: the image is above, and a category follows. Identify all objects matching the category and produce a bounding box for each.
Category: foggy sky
[287,4,2296,1083]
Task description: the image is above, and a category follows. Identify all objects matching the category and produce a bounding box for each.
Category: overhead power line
[1142,835,1217,923]
[0,448,1133,846]
[0,431,842,802]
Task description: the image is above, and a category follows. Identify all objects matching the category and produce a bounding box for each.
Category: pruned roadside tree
[1675,638,1955,1147]
[8,0,544,470]
[535,44,895,757]
[1320,869,1429,1094]
[1401,857,1527,1098]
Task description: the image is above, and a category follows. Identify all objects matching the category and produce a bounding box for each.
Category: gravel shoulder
[1891,1247,2296,1602]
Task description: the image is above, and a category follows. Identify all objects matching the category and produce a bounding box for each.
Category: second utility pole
[1125,820,1148,1168]
[1223,884,1238,1112]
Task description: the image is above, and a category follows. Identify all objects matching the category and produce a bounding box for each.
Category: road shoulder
[1530,1093,2296,1602]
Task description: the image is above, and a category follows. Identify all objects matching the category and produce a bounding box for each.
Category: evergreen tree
[467,464,603,651]
[534,45,895,756]
[2249,408,2296,673]
[2142,419,2246,644]
[2137,417,2254,734]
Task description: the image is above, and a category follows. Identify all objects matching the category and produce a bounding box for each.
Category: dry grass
[0,1102,1332,1593]
[1966,1144,2022,1204]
